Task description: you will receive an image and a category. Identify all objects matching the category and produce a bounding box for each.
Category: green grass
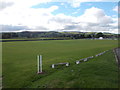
[0,37,68,41]
[30,50,118,88]
[2,39,118,88]
[1,38,54,40]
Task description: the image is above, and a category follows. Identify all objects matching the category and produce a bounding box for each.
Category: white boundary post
[37,55,40,73]
[66,63,69,66]
[52,64,55,68]
[76,61,79,64]
[37,55,42,73]
[40,55,42,73]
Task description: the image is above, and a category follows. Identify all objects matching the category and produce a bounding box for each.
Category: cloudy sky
[0,0,119,33]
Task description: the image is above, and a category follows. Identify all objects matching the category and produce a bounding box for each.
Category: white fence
[37,50,109,72]
[52,62,69,68]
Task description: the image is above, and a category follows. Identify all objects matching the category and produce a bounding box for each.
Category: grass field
[2,39,118,88]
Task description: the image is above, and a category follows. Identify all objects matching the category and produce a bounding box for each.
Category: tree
[95,32,104,38]
[2,33,11,39]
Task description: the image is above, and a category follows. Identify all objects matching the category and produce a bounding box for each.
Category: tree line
[1,31,119,39]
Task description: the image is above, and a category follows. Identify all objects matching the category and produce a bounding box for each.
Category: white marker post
[37,55,42,74]
[66,63,69,66]
[52,64,55,68]
[76,61,79,64]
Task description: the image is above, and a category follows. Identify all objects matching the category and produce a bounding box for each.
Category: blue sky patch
[31,2,118,17]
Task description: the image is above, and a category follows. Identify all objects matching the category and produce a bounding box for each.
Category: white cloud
[61,3,64,6]
[76,7,112,24]
[113,6,120,15]
[0,0,53,10]
[113,6,118,12]
[72,12,78,14]
[70,7,117,33]
[0,1,14,10]
[0,0,118,33]
[70,0,81,8]
[49,6,59,12]
[0,0,119,10]
[0,5,58,25]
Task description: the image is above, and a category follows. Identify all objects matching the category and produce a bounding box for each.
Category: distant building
[99,37,103,40]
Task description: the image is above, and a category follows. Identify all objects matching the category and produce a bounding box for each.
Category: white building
[99,37,103,40]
